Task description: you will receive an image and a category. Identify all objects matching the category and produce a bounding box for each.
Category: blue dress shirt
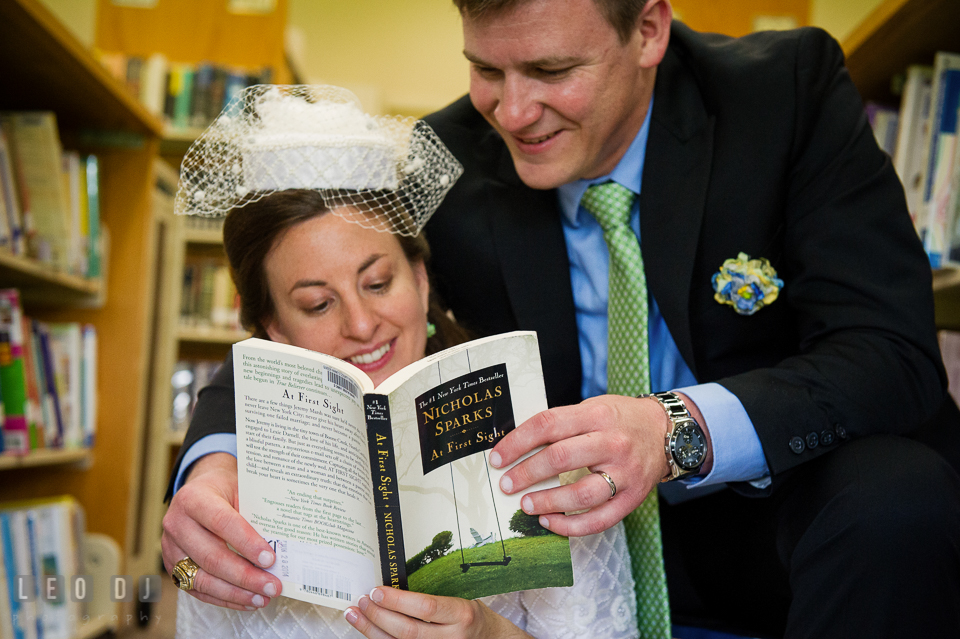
[175,99,771,496]
[556,100,770,494]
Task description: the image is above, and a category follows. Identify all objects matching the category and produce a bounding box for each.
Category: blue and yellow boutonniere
[711,252,784,316]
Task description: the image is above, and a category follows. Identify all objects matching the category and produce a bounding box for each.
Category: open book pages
[234,331,573,610]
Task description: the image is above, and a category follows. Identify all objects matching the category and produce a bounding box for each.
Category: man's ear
[264,316,291,345]
[636,0,673,69]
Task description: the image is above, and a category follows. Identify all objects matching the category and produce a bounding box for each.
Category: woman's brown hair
[222,189,470,354]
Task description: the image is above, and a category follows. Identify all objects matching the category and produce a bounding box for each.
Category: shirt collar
[557,95,653,227]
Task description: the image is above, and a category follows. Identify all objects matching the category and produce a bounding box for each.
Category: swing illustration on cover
[415,355,514,573]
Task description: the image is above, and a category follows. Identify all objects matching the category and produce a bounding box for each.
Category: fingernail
[263,582,277,597]
[522,495,534,513]
[500,475,513,493]
[344,608,359,624]
[369,587,383,603]
[539,515,550,529]
[258,550,274,567]
[252,594,265,607]
[489,451,502,468]
[245,606,256,611]
[358,595,370,611]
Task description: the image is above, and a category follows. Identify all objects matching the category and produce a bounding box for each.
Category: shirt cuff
[173,433,238,494]
[674,382,770,489]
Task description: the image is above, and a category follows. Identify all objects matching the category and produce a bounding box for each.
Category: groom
[168,0,960,636]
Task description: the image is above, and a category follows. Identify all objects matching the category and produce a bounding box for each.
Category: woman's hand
[344,587,532,639]
[161,452,283,610]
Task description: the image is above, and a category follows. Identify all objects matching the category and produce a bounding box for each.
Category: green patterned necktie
[580,182,671,639]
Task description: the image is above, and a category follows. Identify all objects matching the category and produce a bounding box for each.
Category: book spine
[0,290,31,454]
[364,394,408,590]
[0,513,25,639]
[34,323,63,449]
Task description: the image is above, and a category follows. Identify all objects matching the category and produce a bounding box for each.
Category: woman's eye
[309,300,331,313]
[368,278,392,293]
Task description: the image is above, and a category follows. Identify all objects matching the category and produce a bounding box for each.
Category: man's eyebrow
[289,254,385,293]
[463,51,581,70]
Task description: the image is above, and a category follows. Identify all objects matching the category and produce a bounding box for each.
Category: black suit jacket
[168,23,955,499]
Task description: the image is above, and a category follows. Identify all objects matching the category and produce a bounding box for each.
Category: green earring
[426,322,437,338]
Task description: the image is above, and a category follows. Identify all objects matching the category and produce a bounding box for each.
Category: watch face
[671,422,706,470]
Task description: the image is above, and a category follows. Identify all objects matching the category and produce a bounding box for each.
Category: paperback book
[234,331,573,611]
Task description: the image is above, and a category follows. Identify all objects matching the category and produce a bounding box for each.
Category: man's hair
[453,0,648,44]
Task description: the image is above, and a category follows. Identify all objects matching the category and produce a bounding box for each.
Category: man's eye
[309,300,330,313]
[474,65,501,78]
[538,67,571,78]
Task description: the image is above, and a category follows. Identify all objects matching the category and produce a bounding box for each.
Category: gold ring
[593,470,617,500]
[172,557,201,591]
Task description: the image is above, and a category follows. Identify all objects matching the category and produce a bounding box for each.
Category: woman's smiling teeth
[350,342,391,365]
[521,132,555,144]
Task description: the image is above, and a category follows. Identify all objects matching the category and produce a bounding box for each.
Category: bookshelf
[0,0,163,634]
[841,0,960,328]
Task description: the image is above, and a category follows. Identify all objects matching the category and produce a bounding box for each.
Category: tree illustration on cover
[415,363,515,573]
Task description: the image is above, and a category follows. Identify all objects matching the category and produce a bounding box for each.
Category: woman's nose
[340,295,379,341]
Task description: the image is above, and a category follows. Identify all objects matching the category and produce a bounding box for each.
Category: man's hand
[489,393,711,537]
[161,453,282,610]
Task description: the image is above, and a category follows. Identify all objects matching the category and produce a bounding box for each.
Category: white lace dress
[175,523,639,639]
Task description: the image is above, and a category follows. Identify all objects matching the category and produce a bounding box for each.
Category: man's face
[463,0,664,190]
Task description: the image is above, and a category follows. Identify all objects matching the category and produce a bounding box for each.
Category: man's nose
[494,75,542,133]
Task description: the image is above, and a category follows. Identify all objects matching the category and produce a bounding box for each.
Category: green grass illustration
[407,534,573,599]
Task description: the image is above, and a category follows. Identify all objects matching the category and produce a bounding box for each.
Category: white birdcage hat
[174,84,463,236]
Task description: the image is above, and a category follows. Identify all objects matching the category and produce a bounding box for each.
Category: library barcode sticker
[262,535,377,606]
[326,367,360,399]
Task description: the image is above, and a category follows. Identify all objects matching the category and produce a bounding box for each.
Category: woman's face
[262,211,430,386]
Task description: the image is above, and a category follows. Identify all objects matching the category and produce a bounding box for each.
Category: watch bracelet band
[639,391,698,482]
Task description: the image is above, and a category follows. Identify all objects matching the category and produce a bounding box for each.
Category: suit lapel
[488,145,583,406]
[641,41,715,380]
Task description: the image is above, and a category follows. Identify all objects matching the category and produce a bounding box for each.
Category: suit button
[820,430,835,446]
[805,432,819,449]
[835,424,848,439]
[789,436,805,454]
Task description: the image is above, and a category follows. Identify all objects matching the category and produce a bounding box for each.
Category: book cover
[234,331,573,611]
[0,120,34,258]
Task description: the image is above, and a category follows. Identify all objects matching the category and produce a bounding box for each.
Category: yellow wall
[288,0,468,117]
[809,0,886,43]
[38,0,888,119]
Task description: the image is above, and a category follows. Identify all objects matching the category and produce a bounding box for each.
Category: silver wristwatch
[641,391,707,482]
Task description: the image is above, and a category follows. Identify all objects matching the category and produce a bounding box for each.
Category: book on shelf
[0,113,102,278]
[0,129,25,257]
[893,65,935,232]
[0,496,86,639]
[170,359,222,436]
[0,516,12,639]
[0,292,96,456]
[917,52,960,267]
[234,331,573,610]
[180,257,240,330]
[95,51,274,133]
[866,101,900,156]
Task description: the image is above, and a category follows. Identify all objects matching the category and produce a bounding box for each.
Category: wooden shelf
[0,0,162,137]
[178,325,249,344]
[843,0,960,104]
[160,125,205,157]
[0,448,91,471]
[0,249,101,300]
